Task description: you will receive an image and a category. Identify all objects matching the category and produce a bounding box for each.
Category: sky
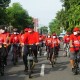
[10,0,62,26]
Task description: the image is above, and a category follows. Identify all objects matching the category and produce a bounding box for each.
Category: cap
[73,27,79,32]
[53,33,56,36]
[24,28,29,32]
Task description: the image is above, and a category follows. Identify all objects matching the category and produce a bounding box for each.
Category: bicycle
[47,46,50,60]
[38,42,42,56]
[50,47,57,68]
[12,44,19,65]
[66,44,70,57]
[27,45,34,78]
[73,51,80,75]
[0,44,4,76]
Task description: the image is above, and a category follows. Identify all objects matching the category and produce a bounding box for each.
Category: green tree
[49,19,61,35]
[0,0,10,7]
[49,0,80,33]
[0,0,10,26]
[39,26,48,35]
[6,3,33,30]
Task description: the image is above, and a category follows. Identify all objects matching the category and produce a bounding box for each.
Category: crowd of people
[0,26,80,76]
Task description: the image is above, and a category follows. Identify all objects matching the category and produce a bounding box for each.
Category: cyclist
[27,28,39,63]
[45,34,52,59]
[0,28,8,76]
[49,33,60,64]
[38,34,43,55]
[9,28,20,65]
[20,28,29,72]
[63,32,70,56]
[2,29,10,66]
[69,27,80,72]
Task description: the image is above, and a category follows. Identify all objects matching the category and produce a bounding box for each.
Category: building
[33,18,38,31]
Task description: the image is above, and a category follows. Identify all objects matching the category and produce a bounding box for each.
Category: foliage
[0,0,10,26]
[49,19,61,35]
[49,0,80,33]
[39,26,48,35]
[6,3,33,30]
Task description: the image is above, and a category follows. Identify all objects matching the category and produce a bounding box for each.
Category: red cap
[73,27,79,32]
[24,28,29,32]
[53,33,56,36]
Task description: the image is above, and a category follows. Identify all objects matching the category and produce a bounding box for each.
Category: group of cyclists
[0,26,80,77]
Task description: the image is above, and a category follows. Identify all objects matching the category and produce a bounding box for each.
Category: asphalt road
[0,44,80,80]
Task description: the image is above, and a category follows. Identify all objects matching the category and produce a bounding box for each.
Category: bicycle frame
[74,52,80,75]
[12,44,18,65]
[66,44,70,57]
[50,47,57,68]
[27,45,34,78]
[0,44,4,76]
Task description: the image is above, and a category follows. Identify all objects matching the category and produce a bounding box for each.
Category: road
[0,44,80,80]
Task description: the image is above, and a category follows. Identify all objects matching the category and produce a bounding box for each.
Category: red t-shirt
[10,34,19,44]
[45,38,52,46]
[20,32,29,44]
[63,35,70,43]
[70,34,80,51]
[0,34,5,43]
[50,38,60,48]
[27,31,39,45]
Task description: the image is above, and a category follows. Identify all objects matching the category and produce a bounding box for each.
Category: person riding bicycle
[0,28,8,76]
[27,27,39,63]
[37,34,43,55]
[20,28,30,72]
[9,28,20,65]
[49,33,60,64]
[45,34,52,59]
[69,27,80,72]
[63,32,70,56]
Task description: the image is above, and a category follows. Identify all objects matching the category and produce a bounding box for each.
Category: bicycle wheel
[73,59,79,75]
[39,47,42,56]
[51,60,54,68]
[73,66,78,75]
[51,54,55,68]
[29,60,33,78]
[13,50,18,65]
[0,59,4,76]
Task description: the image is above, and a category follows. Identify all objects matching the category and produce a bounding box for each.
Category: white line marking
[40,64,45,76]
[19,74,26,77]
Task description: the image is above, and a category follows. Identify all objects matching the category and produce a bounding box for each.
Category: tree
[49,19,61,35]
[6,3,33,30]
[0,0,10,26]
[0,0,11,7]
[49,0,80,33]
[39,26,48,35]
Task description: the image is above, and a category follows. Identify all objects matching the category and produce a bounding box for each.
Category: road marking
[18,74,26,77]
[40,64,45,76]
[44,52,47,56]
